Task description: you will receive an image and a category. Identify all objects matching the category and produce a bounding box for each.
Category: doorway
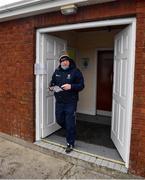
[35,18,136,168]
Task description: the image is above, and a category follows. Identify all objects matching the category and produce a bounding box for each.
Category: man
[49,53,84,153]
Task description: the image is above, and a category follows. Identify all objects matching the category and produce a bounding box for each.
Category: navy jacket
[49,58,84,103]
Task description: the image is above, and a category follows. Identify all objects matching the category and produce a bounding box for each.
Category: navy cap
[59,54,70,63]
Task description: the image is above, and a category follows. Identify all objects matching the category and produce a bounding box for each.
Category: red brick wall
[0,18,35,141]
[0,0,145,177]
[129,1,145,177]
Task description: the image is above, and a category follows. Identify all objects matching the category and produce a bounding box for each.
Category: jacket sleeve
[71,69,85,91]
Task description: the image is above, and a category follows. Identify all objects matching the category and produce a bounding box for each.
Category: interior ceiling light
[60,4,77,15]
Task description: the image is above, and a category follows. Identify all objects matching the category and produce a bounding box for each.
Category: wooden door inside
[97,50,114,112]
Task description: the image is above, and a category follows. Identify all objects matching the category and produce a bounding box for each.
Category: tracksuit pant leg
[55,102,77,146]
[55,103,65,129]
[65,103,77,146]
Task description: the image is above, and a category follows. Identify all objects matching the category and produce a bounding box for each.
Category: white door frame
[35,17,136,167]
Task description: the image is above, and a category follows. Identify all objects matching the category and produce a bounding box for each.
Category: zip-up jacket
[49,58,84,103]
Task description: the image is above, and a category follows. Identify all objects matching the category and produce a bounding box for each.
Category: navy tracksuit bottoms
[55,102,77,146]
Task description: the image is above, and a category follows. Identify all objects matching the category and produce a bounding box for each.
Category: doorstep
[0,132,128,175]
[35,139,128,174]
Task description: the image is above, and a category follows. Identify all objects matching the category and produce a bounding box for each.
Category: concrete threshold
[35,138,128,174]
[0,132,128,176]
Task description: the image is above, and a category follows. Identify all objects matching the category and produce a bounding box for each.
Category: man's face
[60,60,70,69]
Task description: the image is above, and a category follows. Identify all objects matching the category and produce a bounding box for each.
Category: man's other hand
[48,86,54,91]
[61,84,71,90]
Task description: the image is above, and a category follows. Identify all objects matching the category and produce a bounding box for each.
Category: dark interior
[54,113,115,149]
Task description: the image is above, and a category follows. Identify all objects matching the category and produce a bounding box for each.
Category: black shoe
[65,144,74,153]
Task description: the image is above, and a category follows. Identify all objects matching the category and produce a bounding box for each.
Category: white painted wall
[76,48,97,114]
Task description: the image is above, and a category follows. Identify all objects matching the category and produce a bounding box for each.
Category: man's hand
[61,84,71,90]
[48,86,54,91]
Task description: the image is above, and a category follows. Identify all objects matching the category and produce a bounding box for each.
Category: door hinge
[34,63,47,75]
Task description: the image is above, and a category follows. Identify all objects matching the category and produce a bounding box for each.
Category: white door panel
[42,35,67,138]
[111,25,131,162]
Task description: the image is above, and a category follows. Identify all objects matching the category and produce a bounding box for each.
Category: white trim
[125,20,136,168]
[97,110,112,117]
[35,31,42,141]
[0,0,116,22]
[77,110,96,115]
[35,17,136,168]
[38,18,136,33]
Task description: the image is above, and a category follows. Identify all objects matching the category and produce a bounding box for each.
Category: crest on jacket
[67,74,71,79]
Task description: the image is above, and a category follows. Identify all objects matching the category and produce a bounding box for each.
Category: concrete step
[35,139,128,174]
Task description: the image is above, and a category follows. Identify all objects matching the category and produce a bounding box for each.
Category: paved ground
[0,136,142,179]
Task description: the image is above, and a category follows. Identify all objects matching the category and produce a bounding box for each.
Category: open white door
[111,25,133,163]
[42,35,67,138]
